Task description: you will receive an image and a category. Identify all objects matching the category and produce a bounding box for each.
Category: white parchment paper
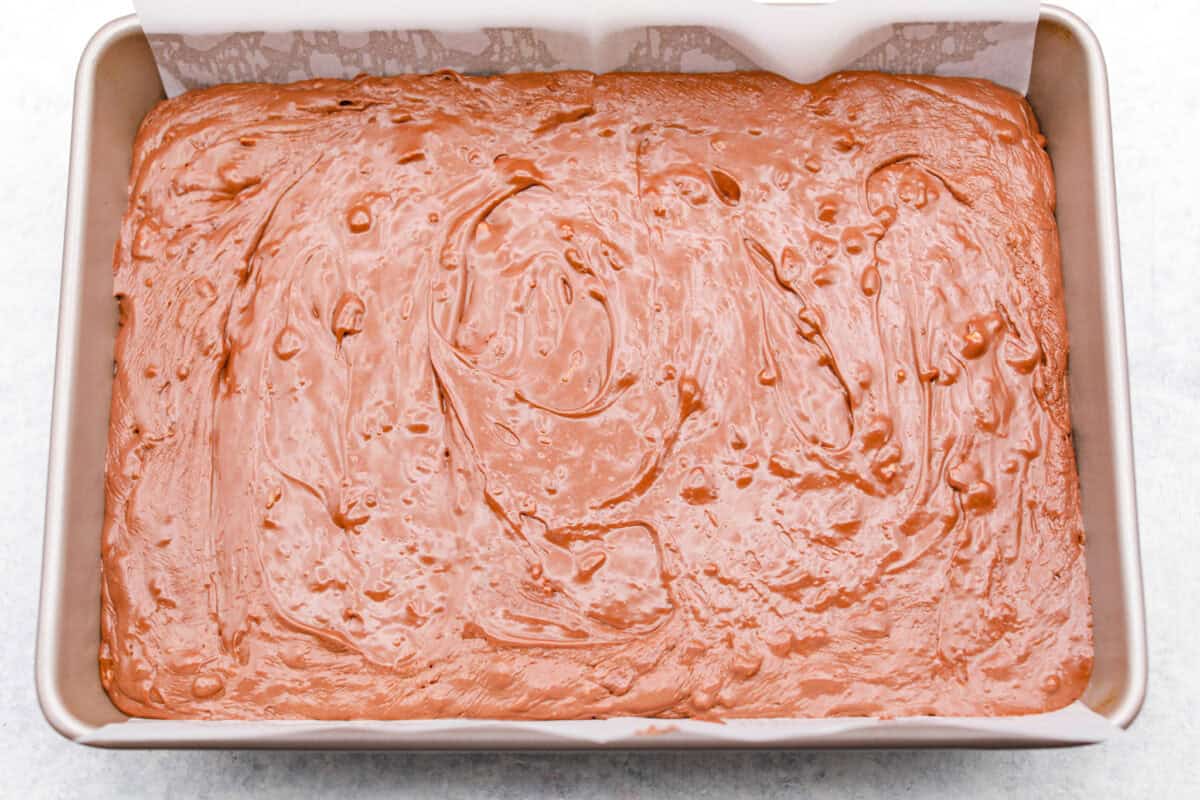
[116,0,1119,746]
[134,0,1041,97]
[81,701,1117,747]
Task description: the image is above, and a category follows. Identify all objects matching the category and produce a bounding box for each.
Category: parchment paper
[135,0,1041,97]
[82,701,1116,747]
[119,0,1120,746]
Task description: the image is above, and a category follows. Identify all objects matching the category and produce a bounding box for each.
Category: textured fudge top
[101,70,1092,720]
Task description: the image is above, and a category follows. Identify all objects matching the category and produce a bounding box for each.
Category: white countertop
[2,1,1196,796]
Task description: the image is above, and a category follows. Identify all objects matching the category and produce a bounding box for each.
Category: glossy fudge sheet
[101,71,1092,720]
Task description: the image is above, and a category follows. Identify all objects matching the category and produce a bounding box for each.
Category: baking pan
[36,6,1146,748]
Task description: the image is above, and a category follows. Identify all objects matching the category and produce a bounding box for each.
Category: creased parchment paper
[136,0,1041,97]
[117,0,1119,746]
[82,701,1115,747]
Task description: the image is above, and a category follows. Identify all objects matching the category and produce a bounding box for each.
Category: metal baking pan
[37,6,1146,748]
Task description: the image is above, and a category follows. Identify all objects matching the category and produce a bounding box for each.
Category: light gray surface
[2,0,1196,795]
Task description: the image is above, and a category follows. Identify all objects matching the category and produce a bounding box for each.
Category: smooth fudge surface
[101,71,1092,719]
